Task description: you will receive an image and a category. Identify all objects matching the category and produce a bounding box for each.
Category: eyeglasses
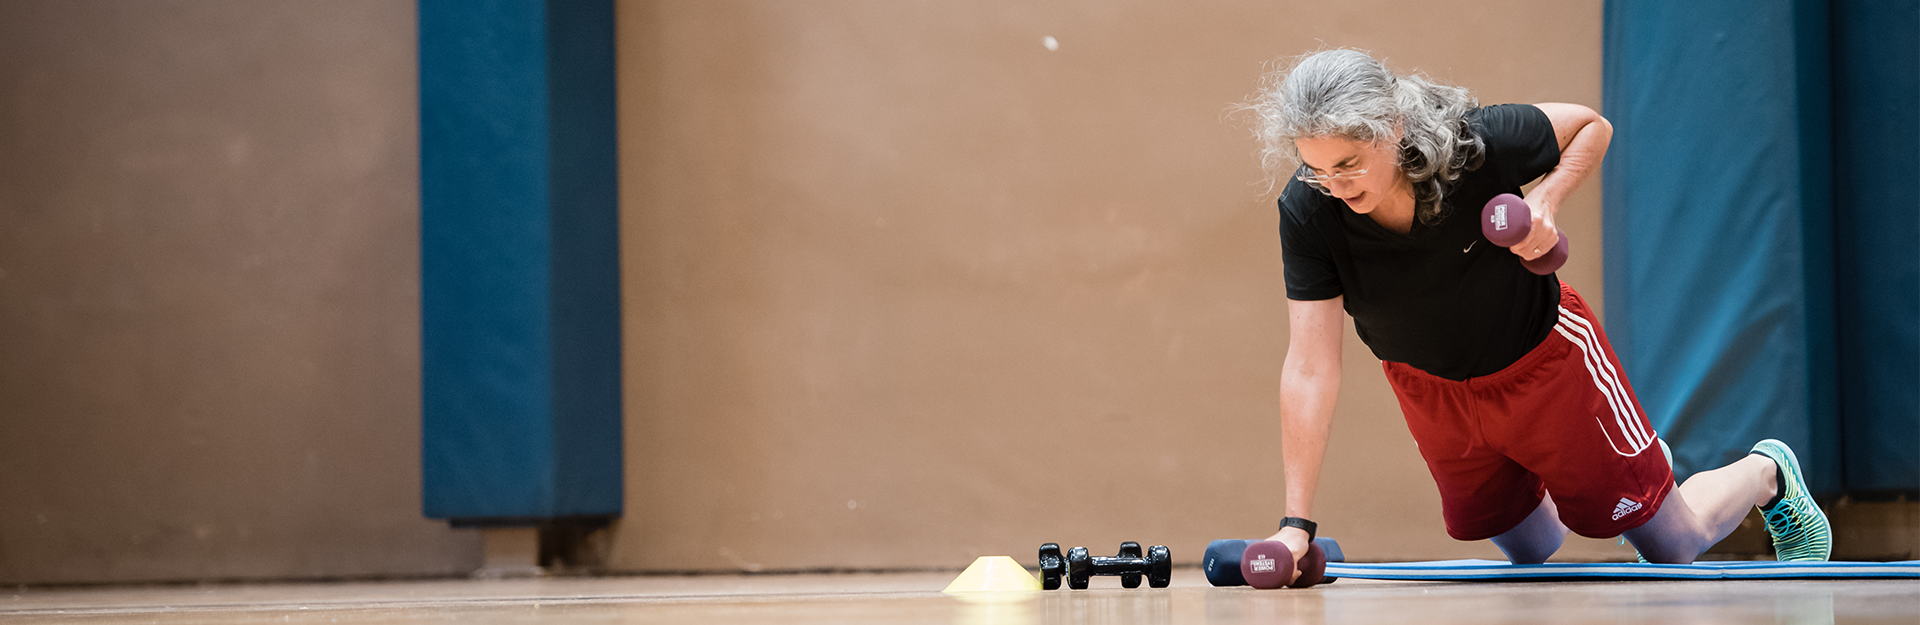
[1294,165,1370,191]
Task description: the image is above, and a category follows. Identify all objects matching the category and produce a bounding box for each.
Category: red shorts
[1383,282,1674,540]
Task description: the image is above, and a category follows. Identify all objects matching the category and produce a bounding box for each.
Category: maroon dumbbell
[1238,540,1330,589]
[1481,193,1568,275]
[1239,541,1294,589]
[1292,541,1329,587]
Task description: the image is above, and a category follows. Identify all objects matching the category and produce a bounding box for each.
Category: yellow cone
[942,556,1041,593]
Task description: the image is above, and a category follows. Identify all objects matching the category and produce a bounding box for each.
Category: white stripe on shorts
[1554,306,1654,457]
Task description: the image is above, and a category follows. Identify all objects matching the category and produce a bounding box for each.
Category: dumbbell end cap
[1481,193,1533,247]
[1239,541,1296,590]
[1203,539,1254,587]
[1520,231,1570,275]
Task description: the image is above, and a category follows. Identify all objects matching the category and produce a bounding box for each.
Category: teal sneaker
[1750,439,1831,562]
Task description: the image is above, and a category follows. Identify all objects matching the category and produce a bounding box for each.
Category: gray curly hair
[1245,49,1484,224]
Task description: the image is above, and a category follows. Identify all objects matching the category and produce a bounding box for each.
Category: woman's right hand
[1263,525,1315,585]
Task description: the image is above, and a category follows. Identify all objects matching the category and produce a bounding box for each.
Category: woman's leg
[1622,453,1776,563]
[1490,493,1567,564]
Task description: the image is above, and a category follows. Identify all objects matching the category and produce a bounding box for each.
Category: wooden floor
[6,567,1918,624]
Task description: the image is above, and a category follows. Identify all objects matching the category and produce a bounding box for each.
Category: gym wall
[609,0,1618,572]
[0,1,477,583]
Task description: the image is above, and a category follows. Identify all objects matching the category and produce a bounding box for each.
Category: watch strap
[1280,517,1317,542]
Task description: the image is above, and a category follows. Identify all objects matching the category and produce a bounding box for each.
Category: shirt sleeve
[1476,104,1562,188]
[1277,182,1342,301]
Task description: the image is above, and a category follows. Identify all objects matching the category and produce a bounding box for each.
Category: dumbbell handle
[1087,555,1152,575]
[1481,193,1568,275]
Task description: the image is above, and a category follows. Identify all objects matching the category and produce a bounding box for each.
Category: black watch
[1280,517,1317,542]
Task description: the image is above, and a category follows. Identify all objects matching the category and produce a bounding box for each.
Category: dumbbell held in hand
[1204,537,1342,589]
[1240,540,1334,589]
[1239,540,1294,589]
[1481,193,1568,275]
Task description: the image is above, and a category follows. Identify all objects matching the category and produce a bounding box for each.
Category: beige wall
[612,0,1621,572]
[0,1,477,583]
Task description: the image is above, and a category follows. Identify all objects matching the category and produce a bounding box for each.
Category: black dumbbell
[1039,543,1066,590]
[1040,541,1171,589]
[1116,542,1145,588]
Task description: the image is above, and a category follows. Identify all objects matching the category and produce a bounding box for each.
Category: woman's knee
[1492,498,1568,564]
[1622,501,1711,564]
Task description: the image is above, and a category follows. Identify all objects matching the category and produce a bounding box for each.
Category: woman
[1246,49,1830,579]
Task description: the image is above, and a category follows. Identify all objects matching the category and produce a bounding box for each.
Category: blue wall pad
[1328,559,1920,582]
[419,0,623,523]
[1603,0,1920,498]
[1602,0,1839,493]
[1829,0,1919,495]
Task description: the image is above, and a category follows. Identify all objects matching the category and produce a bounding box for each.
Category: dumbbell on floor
[1202,537,1343,589]
[1038,541,1171,589]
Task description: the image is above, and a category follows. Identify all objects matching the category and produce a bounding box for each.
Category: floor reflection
[946,581,1863,625]
[9,571,1914,625]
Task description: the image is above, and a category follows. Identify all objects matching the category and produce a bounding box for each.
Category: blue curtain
[1603,0,1917,497]
[1829,0,1920,495]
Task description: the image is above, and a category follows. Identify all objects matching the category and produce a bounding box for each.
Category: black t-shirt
[1279,103,1562,380]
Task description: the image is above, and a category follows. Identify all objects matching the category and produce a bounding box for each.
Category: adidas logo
[1611,497,1643,520]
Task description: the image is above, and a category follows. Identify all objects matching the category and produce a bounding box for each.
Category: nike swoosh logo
[1462,240,1476,253]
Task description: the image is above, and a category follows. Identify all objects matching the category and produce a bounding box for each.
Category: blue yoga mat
[1326,559,1920,581]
